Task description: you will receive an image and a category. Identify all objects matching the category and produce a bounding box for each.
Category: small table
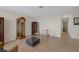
[26,37,40,47]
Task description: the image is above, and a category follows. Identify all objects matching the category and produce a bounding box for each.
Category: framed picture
[73,17,79,25]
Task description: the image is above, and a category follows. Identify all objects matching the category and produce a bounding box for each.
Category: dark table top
[27,37,40,42]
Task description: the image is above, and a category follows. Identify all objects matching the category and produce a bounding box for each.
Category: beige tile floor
[4,32,79,52]
[4,40,17,51]
[18,32,79,52]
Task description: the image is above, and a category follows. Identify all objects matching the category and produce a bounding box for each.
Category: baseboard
[40,34,61,39]
[71,38,79,40]
[51,36,61,39]
[4,39,16,45]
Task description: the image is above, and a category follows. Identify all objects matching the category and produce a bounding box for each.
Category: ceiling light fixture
[38,6,43,8]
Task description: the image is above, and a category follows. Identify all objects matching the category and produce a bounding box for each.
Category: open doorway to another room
[63,19,68,32]
[31,22,39,36]
[61,17,70,40]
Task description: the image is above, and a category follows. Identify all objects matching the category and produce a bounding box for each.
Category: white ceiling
[0,6,79,18]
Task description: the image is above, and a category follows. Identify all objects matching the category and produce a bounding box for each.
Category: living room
[0,6,79,52]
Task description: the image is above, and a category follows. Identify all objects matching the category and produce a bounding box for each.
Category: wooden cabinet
[16,17,25,39]
[32,22,38,35]
[0,17,4,44]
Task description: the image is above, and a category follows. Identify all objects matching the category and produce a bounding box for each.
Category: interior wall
[0,9,36,42]
[36,15,79,39]
[68,15,79,39]
[25,17,37,36]
[36,16,61,38]
[1,8,79,41]
[61,15,79,39]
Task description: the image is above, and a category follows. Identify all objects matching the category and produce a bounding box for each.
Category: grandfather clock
[16,17,25,39]
[0,17,4,44]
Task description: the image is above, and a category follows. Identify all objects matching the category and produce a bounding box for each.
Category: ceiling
[0,6,79,18]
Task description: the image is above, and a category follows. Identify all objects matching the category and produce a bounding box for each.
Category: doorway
[0,17,4,44]
[31,22,39,35]
[63,21,68,32]
[61,17,69,40]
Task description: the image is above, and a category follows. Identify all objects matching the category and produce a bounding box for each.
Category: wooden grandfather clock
[16,17,25,39]
[0,17,4,44]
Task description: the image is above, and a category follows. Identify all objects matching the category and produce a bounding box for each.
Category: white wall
[61,15,79,39]
[25,17,37,36]
[68,15,79,39]
[36,15,79,39]
[37,16,61,38]
[0,9,36,42]
[1,8,79,42]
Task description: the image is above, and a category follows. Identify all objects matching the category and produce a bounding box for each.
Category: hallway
[61,32,70,40]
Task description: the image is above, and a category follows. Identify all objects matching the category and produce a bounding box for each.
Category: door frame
[0,17,4,43]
